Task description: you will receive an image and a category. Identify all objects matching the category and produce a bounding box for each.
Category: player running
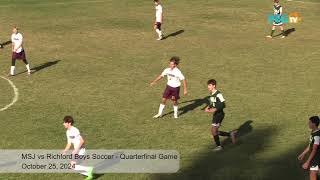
[205,79,236,151]
[154,0,163,40]
[9,26,32,76]
[266,0,286,39]
[62,116,94,180]
[150,56,187,119]
[298,116,320,180]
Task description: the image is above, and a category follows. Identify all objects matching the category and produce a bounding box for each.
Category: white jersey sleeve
[177,71,185,81]
[217,93,225,102]
[314,136,320,145]
[161,68,168,77]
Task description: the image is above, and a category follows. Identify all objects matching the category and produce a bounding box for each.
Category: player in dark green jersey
[205,79,236,151]
[298,116,320,180]
[266,0,286,39]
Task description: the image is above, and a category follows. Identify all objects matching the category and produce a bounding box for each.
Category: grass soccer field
[0,0,319,179]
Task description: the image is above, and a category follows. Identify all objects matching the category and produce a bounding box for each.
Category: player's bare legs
[172,98,178,119]
[211,126,237,151]
[153,98,167,118]
[280,25,286,38]
[310,170,317,180]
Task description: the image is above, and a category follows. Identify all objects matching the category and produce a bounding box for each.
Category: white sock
[10,66,15,75]
[26,64,31,72]
[81,172,89,176]
[156,29,162,37]
[158,104,165,115]
[74,165,90,172]
[173,106,178,115]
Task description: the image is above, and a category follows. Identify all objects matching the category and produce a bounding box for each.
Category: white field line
[0,0,107,7]
[0,76,18,112]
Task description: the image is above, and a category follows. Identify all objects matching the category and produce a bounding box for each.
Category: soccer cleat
[27,70,35,75]
[174,113,178,119]
[266,35,272,38]
[213,146,223,151]
[84,167,94,180]
[153,114,162,118]
[156,35,164,41]
[281,35,286,38]
[230,130,237,144]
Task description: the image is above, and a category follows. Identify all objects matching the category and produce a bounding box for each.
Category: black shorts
[310,158,320,171]
[212,112,225,127]
[155,22,161,30]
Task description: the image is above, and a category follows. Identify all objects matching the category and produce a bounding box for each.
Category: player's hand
[204,107,210,113]
[150,82,156,86]
[302,162,309,170]
[298,153,305,161]
[183,90,187,96]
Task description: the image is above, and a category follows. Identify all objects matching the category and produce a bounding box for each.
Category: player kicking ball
[298,116,320,180]
[205,79,236,151]
[150,56,187,119]
[266,0,286,39]
[62,116,94,180]
[9,26,33,76]
[154,0,163,40]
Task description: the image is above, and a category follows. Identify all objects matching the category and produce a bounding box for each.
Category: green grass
[0,0,319,179]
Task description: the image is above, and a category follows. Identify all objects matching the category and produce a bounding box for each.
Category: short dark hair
[207,79,217,86]
[63,116,74,125]
[170,56,180,65]
[154,0,159,2]
[274,0,279,3]
[310,116,320,127]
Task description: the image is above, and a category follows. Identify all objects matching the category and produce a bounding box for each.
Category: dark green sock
[213,135,221,146]
[282,30,285,36]
[271,30,275,36]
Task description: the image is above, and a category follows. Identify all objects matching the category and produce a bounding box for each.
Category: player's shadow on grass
[161,97,209,118]
[15,60,60,75]
[0,40,12,48]
[274,28,295,37]
[162,29,185,40]
[151,121,307,180]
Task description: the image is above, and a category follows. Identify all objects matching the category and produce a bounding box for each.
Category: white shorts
[212,123,221,127]
[310,165,319,171]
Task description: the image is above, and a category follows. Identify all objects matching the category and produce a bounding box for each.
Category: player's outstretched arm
[298,145,310,161]
[150,75,163,86]
[183,79,187,95]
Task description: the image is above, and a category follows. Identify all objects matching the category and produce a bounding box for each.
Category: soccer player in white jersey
[10,26,32,76]
[150,56,187,119]
[154,0,163,40]
[62,116,94,180]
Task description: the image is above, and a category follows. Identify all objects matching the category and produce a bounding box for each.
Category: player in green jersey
[205,79,237,151]
[298,116,320,180]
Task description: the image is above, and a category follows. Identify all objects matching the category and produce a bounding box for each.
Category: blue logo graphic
[268,14,289,24]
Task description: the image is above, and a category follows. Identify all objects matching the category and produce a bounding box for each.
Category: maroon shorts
[163,85,180,100]
[155,22,162,30]
[12,50,26,60]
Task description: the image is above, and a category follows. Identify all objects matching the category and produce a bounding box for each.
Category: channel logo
[268,12,302,24]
